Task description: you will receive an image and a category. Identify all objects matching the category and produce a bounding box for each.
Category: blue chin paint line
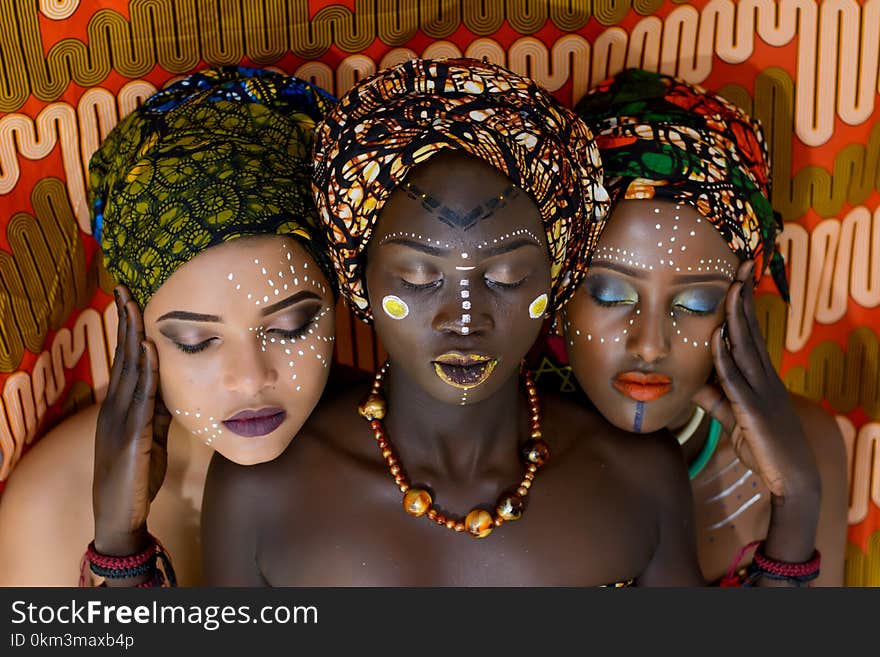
[633,401,645,433]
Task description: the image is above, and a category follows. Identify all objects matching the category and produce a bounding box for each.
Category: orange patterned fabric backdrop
[0,0,877,585]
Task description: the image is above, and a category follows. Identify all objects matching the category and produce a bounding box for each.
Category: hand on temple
[92,285,170,560]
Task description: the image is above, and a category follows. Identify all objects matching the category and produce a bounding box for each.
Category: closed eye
[173,337,217,354]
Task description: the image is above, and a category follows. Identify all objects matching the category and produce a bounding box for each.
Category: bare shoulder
[0,404,99,585]
[1,404,98,505]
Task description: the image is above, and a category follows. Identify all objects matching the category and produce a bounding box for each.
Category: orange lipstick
[612,371,672,402]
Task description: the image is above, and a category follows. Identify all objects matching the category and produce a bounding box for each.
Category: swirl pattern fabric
[89,66,336,307]
[312,57,609,321]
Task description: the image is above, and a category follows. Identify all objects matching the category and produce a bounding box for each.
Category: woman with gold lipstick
[549,69,847,585]
[201,58,706,586]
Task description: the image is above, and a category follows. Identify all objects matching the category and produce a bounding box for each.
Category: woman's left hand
[692,260,819,502]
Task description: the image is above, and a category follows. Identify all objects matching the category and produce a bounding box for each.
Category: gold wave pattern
[752,294,879,420]
[0,178,90,372]
[783,329,880,418]
[778,206,880,353]
[837,416,880,528]
[1,0,879,143]
[0,306,112,481]
[847,533,880,586]
[2,65,878,238]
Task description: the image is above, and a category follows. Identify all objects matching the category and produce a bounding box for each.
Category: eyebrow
[379,238,447,257]
[259,290,323,316]
[590,259,733,284]
[479,237,543,259]
[380,236,541,259]
[156,290,323,323]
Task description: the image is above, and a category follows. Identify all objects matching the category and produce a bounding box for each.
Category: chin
[215,439,287,466]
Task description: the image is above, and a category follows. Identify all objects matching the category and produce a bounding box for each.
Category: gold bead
[390,464,401,476]
[527,464,538,473]
[454,522,466,533]
[359,394,387,420]
[523,472,535,481]
[382,448,393,459]
[465,509,494,538]
[516,486,529,497]
[519,479,532,489]
[523,439,550,466]
[399,483,409,493]
[494,517,504,527]
[445,519,456,530]
[530,430,542,439]
[427,508,439,521]
[403,488,432,517]
[496,493,524,521]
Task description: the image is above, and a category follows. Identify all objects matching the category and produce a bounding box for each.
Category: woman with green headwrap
[551,69,847,585]
[202,58,705,586]
[0,67,344,586]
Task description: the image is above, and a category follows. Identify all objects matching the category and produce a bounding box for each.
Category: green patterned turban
[575,68,788,300]
[89,66,336,308]
[311,57,610,322]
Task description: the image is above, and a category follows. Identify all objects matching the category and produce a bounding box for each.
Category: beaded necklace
[357,361,549,538]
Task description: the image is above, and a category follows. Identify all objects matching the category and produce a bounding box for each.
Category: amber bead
[403,488,432,517]
[465,509,494,538]
[523,439,550,466]
[496,494,524,521]
[359,395,387,420]
[454,522,466,532]
[445,519,456,530]
[427,508,439,521]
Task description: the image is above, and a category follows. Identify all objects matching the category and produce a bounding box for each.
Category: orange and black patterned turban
[575,68,788,300]
[312,57,610,322]
[89,66,336,308]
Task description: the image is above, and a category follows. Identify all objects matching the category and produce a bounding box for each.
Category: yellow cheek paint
[382,295,409,320]
[528,293,548,319]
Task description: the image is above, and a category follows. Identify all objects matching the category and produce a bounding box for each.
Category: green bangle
[689,417,721,480]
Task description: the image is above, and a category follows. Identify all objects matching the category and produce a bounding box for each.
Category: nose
[431,283,494,336]
[625,305,670,364]
[222,336,279,395]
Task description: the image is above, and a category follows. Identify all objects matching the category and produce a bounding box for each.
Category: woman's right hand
[92,285,171,556]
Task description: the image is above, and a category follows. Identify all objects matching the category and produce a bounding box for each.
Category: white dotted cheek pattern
[173,409,223,447]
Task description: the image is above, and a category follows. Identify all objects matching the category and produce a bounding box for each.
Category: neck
[668,405,712,468]
[382,361,526,479]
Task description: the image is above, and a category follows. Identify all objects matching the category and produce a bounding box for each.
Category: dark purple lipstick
[222,407,286,437]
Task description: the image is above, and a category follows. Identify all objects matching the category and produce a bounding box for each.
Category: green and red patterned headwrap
[575,68,788,301]
[89,66,336,308]
[311,57,610,322]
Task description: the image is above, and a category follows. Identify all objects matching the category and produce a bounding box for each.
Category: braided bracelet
[720,540,820,587]
[79,534,176,587]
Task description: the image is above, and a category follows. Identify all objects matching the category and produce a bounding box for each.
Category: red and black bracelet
[719,540,820,587]
[79,534,176,587]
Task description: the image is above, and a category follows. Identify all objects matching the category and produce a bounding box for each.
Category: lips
[612,371,673,402]
[432,353,498,390]
[221,407,287,437]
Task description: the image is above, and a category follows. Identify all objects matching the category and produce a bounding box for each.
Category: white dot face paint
[561,199,740,435]
[142,235,336,466]
[382,295,410,320]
